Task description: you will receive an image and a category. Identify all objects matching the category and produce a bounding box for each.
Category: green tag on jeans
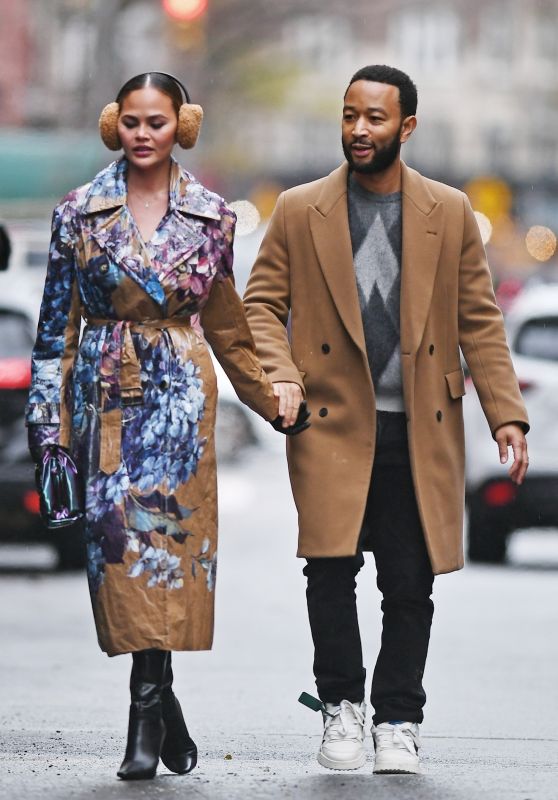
[298,692,334,716]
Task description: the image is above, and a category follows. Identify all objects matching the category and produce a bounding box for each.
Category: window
[389,6,461,75]
[479,3,514,68]
[0,311,34,359]
[514,317,558,361]
[282,15,352,70]
[533,2,558,64]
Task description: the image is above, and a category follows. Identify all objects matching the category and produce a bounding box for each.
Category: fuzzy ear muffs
[98,102,121,151]
[99,101,203,151]
[177,104,203,149]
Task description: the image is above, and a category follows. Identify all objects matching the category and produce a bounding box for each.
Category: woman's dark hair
[116,72,188,116]
[345,65,418,118]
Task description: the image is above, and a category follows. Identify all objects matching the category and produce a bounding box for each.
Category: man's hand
[272,382,303,427]
[495,423,529,485]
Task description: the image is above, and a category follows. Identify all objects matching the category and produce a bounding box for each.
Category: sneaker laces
[374,722,420,756]
[324,700,365,742]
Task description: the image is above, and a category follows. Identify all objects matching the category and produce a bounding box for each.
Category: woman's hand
[271,401,311,436]
[272,382,304,427]
[28,424,60,465]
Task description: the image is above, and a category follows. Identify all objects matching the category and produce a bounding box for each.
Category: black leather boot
[160,654,198,774]
[117,649,168,780]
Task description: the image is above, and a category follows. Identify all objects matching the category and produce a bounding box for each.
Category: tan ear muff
[98,102,121,151]
[177,104,203,149]
[98,99,203,151]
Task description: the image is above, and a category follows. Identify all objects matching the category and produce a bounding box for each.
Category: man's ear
[400,115,417,143]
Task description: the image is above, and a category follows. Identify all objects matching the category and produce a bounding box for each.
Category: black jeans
[303,411,434,725]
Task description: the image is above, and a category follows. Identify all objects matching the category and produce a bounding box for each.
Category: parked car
[0,291,87,569]
[0,222,11,270]
[0,225,79,567]
[463,284,558,563]
[1,219,50,309]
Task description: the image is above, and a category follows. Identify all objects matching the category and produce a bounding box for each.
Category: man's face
[342,80,411,175]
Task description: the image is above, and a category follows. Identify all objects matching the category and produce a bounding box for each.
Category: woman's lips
[132,147,154,157]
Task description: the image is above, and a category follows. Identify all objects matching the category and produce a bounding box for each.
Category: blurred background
[1,6,558,795]
[2,0,558,288]
[0,0,558,571]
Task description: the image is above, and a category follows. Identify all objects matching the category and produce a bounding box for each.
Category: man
[243,65,529,774]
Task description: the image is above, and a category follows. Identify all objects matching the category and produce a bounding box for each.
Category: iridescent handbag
[37,447,84,529]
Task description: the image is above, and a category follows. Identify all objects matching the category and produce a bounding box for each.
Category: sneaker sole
[317,751,366,771]
[373,757,420,775]
[374,766,421,775]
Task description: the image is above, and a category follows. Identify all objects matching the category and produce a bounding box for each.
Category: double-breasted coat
[26,157,277,655]
[244,162,529,575]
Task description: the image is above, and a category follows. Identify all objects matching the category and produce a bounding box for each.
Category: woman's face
[117,86,178,170]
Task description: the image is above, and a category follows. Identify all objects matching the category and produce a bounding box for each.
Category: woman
[26,72,308,781]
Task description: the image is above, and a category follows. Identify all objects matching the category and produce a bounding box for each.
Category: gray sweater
[347,173,404,412]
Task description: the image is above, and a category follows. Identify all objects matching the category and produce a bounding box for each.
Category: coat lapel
[150,163,218,287]
[400,163,444,355]
[309,162,445,358]
[150,212,207,288]
[89,207,167,309]
[84,159,166,308]
[82,158,219,309]
[308,163,366,353]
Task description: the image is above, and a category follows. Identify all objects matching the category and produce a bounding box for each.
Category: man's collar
[314,161,437,217]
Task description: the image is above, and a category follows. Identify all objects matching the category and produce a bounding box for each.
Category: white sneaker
[317,700,366,770]
[372,721,421,774]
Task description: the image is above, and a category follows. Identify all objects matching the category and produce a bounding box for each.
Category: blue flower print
[128,544,185,590]
[121,339,206,493]
[190,538,217,592]
[87,467,131,522]
[87,540,105,595]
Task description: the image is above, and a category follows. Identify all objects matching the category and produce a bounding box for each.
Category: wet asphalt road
[1,432,557,799]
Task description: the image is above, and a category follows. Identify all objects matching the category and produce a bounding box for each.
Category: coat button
[177,263,188,273]
[429,344,435,355]
[321,343,330,354]
[319,407,328,418]
[436,410,443,422]
[99,262,109,274]
[159,378,170,390]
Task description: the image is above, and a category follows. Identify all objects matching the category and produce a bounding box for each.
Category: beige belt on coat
[85,317,193,475]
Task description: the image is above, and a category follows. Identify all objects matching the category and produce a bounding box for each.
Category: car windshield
[0,311,33,358]
[514,316,558,361]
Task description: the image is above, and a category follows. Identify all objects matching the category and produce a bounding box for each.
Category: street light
[162,0,208,21]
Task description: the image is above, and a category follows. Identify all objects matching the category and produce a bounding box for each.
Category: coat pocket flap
[445,369,466,399]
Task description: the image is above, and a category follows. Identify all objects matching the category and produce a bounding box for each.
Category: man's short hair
[346,65,418,118]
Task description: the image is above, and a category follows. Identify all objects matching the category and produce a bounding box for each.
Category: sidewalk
[1,443,557,799]
[2,727,555,799]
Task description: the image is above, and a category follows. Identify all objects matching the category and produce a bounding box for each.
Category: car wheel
[54,524,87,571]
[467,510,509,564]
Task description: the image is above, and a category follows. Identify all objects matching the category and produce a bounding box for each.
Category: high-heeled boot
[117,649,168,780]
[160,653,198,774]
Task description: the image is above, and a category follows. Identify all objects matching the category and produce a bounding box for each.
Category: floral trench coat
[26,157,278,656]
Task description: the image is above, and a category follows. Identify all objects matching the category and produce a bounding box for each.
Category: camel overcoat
[244,162,529,575]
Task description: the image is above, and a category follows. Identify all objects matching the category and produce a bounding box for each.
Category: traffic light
[162,0,208,21]
[162,0,207,50]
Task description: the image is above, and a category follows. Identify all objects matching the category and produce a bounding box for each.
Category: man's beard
[342,126,402,175]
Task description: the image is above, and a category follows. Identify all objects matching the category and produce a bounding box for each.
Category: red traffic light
[162,0,208,21]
